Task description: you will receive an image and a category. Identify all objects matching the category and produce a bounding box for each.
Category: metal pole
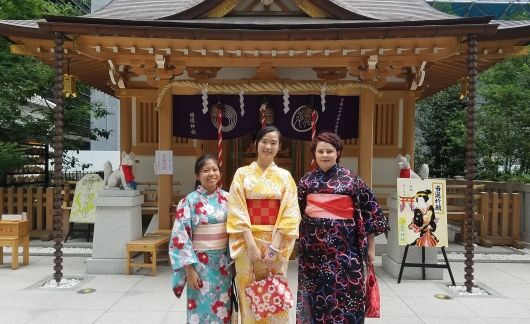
[464,33,478,293]
[53,32,65,283]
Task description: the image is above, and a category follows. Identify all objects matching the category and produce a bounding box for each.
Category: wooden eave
[36,20,498,41]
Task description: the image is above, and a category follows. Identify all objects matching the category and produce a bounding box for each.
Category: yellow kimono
[227,162,300,323]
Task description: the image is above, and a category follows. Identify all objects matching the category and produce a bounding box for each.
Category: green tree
[415,85,467,178]
[476,53,530,180]
[0,0,109,173]
[0,142,27,183]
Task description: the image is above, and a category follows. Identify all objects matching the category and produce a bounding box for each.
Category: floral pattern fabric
[296,165,389,323]
[169,186,233,324]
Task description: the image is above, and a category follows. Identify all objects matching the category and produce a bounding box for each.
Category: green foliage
[0,142,27,181]
[476,52,530,180]
[415,85,467,178]
[0,0,109,171]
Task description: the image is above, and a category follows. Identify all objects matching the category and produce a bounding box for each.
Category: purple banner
[173,95,359,140]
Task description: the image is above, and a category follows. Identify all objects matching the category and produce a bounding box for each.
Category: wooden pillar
[119,97,132,153]
[402,92,417,169]
[158,81,173,229]
[358,87,375,186]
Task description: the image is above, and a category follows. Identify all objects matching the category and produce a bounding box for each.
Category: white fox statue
[103,151,137,190]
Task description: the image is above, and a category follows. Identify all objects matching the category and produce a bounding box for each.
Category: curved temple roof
[84,0,457,21]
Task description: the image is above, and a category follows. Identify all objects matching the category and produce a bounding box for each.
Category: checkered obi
[192,223,228,251]
[306,193,355,219]
[246,199,280,225]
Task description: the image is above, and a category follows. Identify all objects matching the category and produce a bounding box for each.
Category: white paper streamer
[201,83,209,114]
[283,88,290,114]
[239,90,245,116]
[321,83,327,112]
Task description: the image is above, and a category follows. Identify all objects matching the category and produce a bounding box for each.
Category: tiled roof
[83,0,206,20]
[0,20,40,28]
[83,0,457,21]
[332,0,456,21]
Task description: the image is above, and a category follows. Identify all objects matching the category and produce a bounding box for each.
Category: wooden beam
[119,97,132,153]
[157,80,173,229]
[358,87,375,186]
[402,92,416,168]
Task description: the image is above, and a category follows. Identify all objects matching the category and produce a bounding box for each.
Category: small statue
[397,154,429,180]
[103,151,137,190]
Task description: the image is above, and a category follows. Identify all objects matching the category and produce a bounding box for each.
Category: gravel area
[39,278,82,289]
[3,246,92,256]
[447,285,492,296]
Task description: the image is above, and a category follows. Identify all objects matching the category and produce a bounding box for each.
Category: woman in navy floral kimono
[296,132,389,323]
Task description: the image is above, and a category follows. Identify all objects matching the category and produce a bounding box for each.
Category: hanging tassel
[239,90,245,116]
[202,83,209,114]
[283,88,290,114]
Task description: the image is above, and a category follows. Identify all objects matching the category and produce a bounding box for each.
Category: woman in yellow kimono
[227,126,300,323]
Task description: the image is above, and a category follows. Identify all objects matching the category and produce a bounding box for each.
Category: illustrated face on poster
[397,179,448,247]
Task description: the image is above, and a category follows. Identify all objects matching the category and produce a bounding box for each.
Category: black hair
[194,154,220,175]
[255,125,281,148]
[415,190,432,202]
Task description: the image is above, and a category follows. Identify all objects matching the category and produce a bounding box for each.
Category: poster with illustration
[397,178,448,247]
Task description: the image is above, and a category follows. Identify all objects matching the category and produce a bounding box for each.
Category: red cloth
[306,194,355,219]
[121,165,134,183]
[246,199,280,225]
[365,263,380,318]
[399,168,411,178]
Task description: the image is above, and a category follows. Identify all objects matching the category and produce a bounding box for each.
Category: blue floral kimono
[170,186,233,324]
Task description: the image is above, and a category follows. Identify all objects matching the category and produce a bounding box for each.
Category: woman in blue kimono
[170,154,233,324]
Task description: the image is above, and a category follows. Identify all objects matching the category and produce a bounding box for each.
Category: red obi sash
[306,194,355,219]
[246,199,280,225]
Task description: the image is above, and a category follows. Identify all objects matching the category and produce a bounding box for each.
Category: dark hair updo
[255,125,281,147]
[310,131,343,163]
[194,154,220,175]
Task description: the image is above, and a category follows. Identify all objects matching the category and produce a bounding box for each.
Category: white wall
[134,155,197,195]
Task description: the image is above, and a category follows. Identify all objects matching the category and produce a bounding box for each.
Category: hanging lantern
[459,77,469,100]
[210,97,224,118]
[63,74,77,97]
[259,97,275,127]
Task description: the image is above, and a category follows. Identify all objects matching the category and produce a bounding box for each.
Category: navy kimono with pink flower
[296,165,389,323]
[169,186,233,323]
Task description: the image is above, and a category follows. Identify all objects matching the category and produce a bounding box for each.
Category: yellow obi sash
[306,193,355,219]
[192,223,228,251]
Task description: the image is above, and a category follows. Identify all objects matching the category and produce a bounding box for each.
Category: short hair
[194,154,220,175]
[255,125,281,147]
[310,131,343,163]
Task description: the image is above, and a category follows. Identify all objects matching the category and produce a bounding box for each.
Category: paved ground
[2,249,530,324]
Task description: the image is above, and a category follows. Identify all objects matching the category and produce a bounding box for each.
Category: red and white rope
[217,109,223,168]
[310,109,317,170]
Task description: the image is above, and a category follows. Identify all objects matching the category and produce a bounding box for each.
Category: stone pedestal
[382,195,443,280]
[86,190,144,274]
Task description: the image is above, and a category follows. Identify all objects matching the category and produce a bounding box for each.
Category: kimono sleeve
[298,172,310,215]
[169,196,199,271]
[356,177,390,236]
[226,168,251,258]
[276,172,301,239]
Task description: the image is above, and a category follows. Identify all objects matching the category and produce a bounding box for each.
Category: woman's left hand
[263,245,279,262]
[367,233,376,264]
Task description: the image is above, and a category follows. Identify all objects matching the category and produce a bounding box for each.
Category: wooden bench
[0,220,30,269]
[126,234,170,275]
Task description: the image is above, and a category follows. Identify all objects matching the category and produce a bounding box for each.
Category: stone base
[86,258,127,275]
[382,254,443,280]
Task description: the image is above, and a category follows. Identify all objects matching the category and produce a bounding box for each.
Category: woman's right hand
[185,265,203,290]
[248,243,263,262]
